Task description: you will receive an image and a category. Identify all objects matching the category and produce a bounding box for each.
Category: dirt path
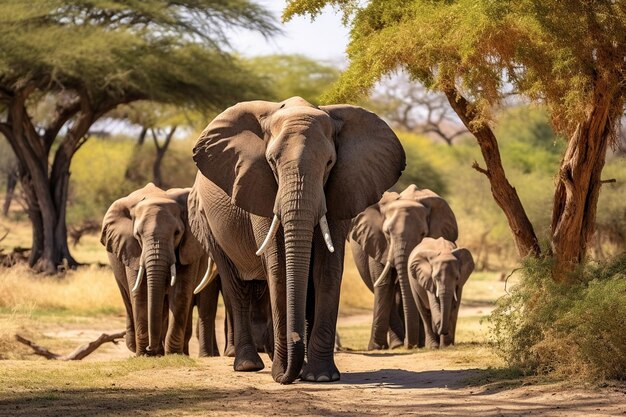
[7,312,625,417]
[2,352,624,417]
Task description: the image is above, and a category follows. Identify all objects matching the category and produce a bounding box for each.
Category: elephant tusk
[132,265,144,293]
[170,264,177,287]
[193,257,217,295]
[374,261,392,287]
[436,282,441,298]
[454,290,458,303]
[319,215,335,253]
[256,214,280,256]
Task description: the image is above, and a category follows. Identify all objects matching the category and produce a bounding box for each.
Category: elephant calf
[101,183,218,356]
[349,185,458,350]
[408,237,474,348]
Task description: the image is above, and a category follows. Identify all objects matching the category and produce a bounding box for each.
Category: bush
[488,255,626,381]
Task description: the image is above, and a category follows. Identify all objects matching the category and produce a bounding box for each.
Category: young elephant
[349,185,458,350]
[408,237,474,348]
[101,183,212,356]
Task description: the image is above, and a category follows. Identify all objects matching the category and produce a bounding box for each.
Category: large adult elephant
[349,185,458,350]
[409,237,474,347]
[189,97,405,384]
[101,184,211,355]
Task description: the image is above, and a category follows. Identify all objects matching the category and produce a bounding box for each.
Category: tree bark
[444,88,541,259]
[2,167,17,216]
[151,126,176,188]
[550,84,615,279]
[0,87,114,273]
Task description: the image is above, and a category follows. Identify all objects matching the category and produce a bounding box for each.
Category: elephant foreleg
[262,228,288,382]
[301,219,349,382]
[223,302,235,357]
[369,260,395,350]
[109,253,135,353]
[388,290,405,349]
[442,288,463,347]
[196,276,220,357]
[165,264,194,355]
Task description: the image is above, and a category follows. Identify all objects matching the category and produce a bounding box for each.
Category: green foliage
[285,0,626,134]
[247,54,340,104]
[67,136,198,225]
[0,0,276,110]
[488,255,626,381]
[396,105,626,269]
[68,138,140,225]
[394,134,447,195]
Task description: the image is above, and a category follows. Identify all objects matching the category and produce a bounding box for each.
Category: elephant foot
[425,336,440,349]
[367,340,389,351]
[300,358,340,382]
[233,347,264,372]
[125,332,136,353]
[389,338,404,350]
[198,349,220,358]
[224,344,236,358]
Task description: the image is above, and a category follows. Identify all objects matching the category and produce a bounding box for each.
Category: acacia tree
[0,0,276,272]
[286,0,626,279]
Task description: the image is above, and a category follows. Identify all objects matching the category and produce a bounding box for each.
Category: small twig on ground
[15,331,126,360]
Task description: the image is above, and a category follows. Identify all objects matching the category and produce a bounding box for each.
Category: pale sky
[228,1,350,65]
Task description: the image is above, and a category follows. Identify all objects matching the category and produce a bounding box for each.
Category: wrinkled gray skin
[222,279,274,359]
[408,237,474,348]
[349,185,458,350]
[189,97,405,384]
[189,276,221,357]
[101,184,208,355]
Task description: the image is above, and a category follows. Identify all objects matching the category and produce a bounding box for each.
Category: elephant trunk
[439,289,454,337]
[278,171,316,384]
[145,241,171,355]
[394,242,419,348]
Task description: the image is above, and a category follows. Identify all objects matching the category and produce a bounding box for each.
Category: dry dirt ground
[1,312,625,417]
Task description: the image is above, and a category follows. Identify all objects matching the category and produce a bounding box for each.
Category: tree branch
[15,331,126,360]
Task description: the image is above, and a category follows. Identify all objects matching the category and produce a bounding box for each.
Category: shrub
[489,255,626,381]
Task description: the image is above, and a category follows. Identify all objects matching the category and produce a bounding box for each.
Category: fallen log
[15,331,126,360]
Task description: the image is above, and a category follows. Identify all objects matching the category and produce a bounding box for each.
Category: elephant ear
[100,185,160,269]
[452,247,475,286]
[192,100,282,218]
[321,105,406,220]
[402,186,458,242]
[350,192,400,263]
[167,187,205,265]
[409,250,437,293]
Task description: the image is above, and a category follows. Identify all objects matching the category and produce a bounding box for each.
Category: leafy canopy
[285,0,626,134]
[0,0,278,111]
[247,54,340,105]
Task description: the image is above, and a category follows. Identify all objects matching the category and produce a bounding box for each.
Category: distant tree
[248,54,340,104]
[286,0,626,279]
[109,102,202,188]
[0,0,276,272]
[368,73,467,145]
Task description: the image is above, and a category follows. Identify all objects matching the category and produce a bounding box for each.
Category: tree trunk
[444,88,541,259]
[550,86,614,279]
[151,126,176,188]
[0,90,100,273]
[2,167,18,216]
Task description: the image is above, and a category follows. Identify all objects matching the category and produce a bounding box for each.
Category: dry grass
[0,264,122,316]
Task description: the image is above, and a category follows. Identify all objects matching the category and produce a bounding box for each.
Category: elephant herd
[101,97,474,385]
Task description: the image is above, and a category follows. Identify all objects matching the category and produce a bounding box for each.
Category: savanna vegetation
[0,3,624,414]
[285,0,626,381]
